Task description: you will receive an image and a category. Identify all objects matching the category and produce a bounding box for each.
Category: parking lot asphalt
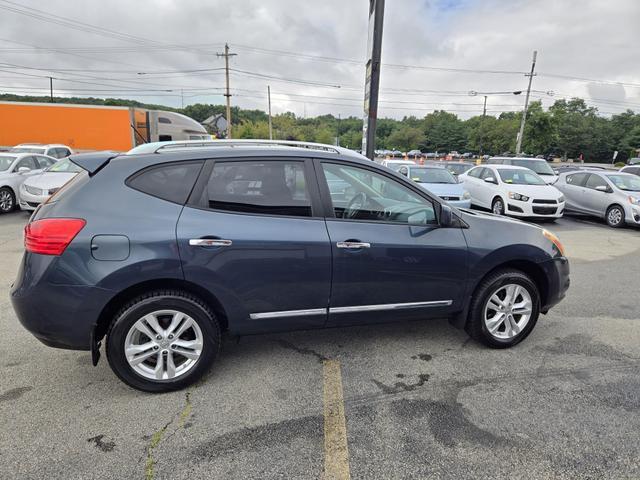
[1,210,639,480]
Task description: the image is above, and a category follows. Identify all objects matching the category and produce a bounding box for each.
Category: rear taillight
[24,218,86,255]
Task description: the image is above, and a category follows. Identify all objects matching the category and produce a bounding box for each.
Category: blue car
[398,165,472,209]
[11,140,569,392]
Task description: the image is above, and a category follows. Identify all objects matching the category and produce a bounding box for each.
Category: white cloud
[0,0,638,118]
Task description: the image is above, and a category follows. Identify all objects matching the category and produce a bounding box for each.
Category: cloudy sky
[0,0,638,119]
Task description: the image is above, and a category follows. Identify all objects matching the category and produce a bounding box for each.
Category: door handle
[336,241,371,249]
[189,238,233,247]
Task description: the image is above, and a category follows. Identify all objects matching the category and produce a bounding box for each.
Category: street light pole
[470,90,522,157]
[478,95,487,155]
[516,50,538,154]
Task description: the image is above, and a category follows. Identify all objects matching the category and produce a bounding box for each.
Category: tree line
[3,93,639,162]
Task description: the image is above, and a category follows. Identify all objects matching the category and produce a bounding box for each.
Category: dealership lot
[1,211,639,479]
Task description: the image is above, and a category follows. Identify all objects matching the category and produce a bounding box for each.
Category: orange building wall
[0,103,134,151]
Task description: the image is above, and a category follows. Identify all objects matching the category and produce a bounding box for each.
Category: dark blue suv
[11,140,569,392]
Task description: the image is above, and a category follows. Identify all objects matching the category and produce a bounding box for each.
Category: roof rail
[127,139,350,155]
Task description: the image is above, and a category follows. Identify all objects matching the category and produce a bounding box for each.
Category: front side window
[128,161,204,204]
[584,174,609,190]
[204,160,312,217]
[15,156,37,171]
[481,168,496,181]
[498,169,545,185]
[467,167,483,178]
[321,162,436,225]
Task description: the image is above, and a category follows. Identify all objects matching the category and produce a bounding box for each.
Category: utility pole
[516,50,537,154]
[217,43,236,139]
[362,0,385,160]
[267,85,273,140]
[49,76,53,102]
[478,95,487,156]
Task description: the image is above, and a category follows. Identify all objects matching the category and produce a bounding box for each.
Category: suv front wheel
[106,290,221,392]
[466,269,540,348]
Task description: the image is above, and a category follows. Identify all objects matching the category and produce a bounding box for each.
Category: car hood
[538,174,559,185]
[503,183,563,200]
[23,172,77,189]
[416,182,466,197]
[459,207,538,229]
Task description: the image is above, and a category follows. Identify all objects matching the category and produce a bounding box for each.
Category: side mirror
[595,185,610,193]
[17,166,31,174]
[399,168,408,176]
[484,177,497,184]
[440,204,453,227]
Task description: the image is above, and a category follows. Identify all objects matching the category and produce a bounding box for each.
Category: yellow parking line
[323,359,351,480]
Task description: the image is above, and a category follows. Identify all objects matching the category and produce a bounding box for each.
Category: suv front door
[317,161,468,326]
[177,158,331,334]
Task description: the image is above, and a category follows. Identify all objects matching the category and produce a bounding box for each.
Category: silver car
[0,153,57,213]
[555,170,640,227]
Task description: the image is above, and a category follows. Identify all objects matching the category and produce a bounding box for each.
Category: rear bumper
[539,256,570,313]
[10,253,113,350]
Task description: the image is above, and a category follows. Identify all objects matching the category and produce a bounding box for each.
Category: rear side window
[565,172,589,186]
[202,160,312,217]
[127,161,204,204]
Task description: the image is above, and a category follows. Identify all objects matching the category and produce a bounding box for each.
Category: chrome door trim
[336,241,371,249]
[249,308,327,320]
[329,300,452,314]
[189,239,233,247]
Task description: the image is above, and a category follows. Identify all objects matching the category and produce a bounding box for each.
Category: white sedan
[458,164,565,219]
[19,157,81,211]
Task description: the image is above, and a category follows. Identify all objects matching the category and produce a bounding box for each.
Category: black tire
[491,197,505,216]
[465,269,540,348]
[605,205,625,228]
[0,187,16,213]
[106,290,221,392]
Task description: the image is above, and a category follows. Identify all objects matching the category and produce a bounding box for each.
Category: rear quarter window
[127,161,204,204]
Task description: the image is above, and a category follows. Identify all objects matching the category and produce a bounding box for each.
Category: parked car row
[0,143,75,213]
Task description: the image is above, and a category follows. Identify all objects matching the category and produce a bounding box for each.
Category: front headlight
[542,229,565,257]
[628,196,640,206]
[463,191,471,199]
[558,195,565,203]
[508,191,530,202]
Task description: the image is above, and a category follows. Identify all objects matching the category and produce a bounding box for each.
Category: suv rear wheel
[466,269,540,348]
[106,290,220,392]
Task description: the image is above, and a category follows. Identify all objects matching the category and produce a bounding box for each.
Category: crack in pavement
[142,391,193,480]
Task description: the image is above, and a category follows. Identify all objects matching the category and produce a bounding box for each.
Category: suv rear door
[177,157,331,334]
[316,160,467,326]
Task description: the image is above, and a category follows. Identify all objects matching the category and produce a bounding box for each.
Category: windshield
[606,174,640,192]
[387,162,413,172]
[446,163,472,175]
[498,169,546,185]
[0,155,18,171]
[46,158,82,173]
[410,168,456,184]
[511,159,555,176]
[10,147,46,154]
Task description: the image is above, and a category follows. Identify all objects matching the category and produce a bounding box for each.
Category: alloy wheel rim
[493,200,503,215]
[608,208,622,225]
[0,191,12,211]
[124,309,203,381]
[483,284,532,340]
